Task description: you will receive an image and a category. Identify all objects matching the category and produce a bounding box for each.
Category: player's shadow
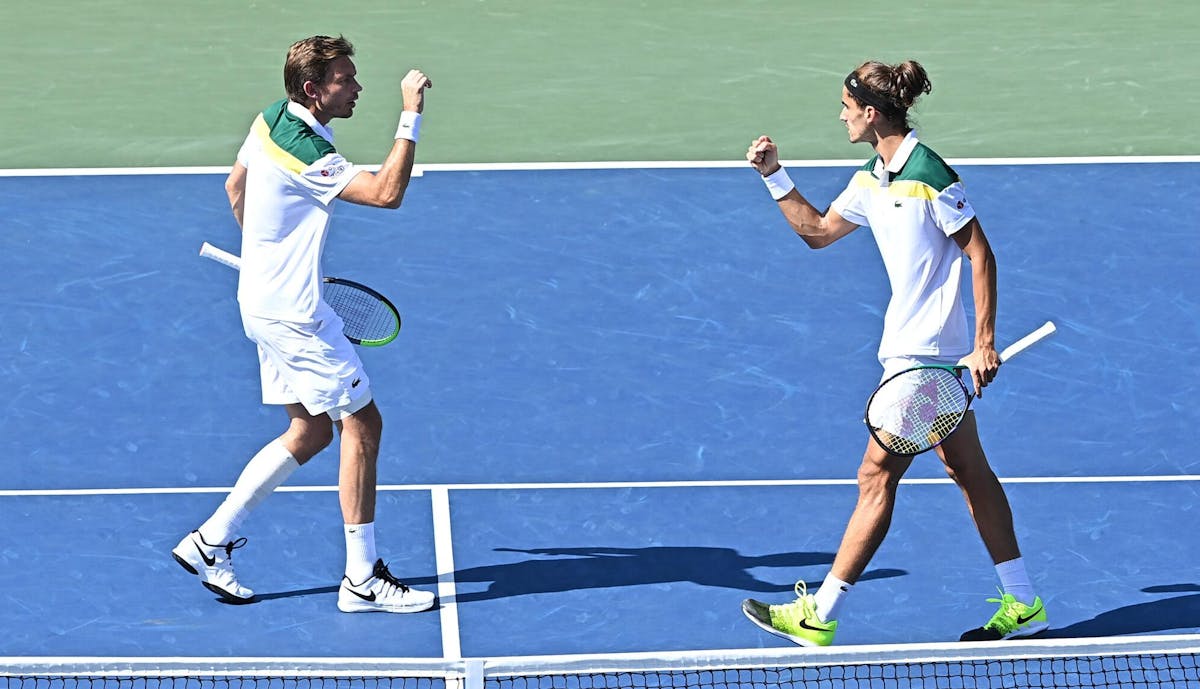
[215,584,339,605]
[1040,584,1200,638]
[406,545,905,603]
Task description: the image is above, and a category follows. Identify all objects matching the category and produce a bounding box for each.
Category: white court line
[0,164,408,177]
[2,155,1199,177]
[430,487,461,660]
[2,474,1198,497]
[418,155,1200,170]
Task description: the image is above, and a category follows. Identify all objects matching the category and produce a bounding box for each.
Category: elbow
[795,227,833,250]
[789,217,840,250]
[972,245,996,270]
[371,188,404,209]
[224,173,242,199]
[357,192,403,209]
[225,186,244,213]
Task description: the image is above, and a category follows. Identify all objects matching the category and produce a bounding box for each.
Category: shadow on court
[397,546,905,603]
[1043,587,1200,638]
[220,585,341,604]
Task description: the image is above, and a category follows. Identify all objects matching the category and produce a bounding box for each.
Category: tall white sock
[995,556,1036,605]
[198,440,299,545]
[344,522,377,583]
[813,573,853,622]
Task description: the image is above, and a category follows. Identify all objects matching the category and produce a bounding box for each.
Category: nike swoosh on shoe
[1017,605,1044,624]
[348,588,377,602]
[194,542,217,567]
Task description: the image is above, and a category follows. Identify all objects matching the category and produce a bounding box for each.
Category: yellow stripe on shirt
[251,114,308,174]
[850,171,940,200]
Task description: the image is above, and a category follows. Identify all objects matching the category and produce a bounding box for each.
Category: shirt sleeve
[295,153,360,206]
[932,181,976,236]
[235,130,255,167]
[830,175,869,227]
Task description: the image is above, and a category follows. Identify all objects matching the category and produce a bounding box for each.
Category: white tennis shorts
[879,354,960,382]
[241,309,372,419]
[878,353,979,407]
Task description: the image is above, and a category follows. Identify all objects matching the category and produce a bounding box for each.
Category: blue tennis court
[1,161,1199,660]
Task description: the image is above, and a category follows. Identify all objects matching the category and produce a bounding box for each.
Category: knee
[943,458,998,490]
[290,418,335,458]
[340,402,383,444]
[856,458,901,499]
[940,444,992,484]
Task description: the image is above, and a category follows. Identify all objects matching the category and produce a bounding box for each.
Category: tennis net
[3,634,1199,689]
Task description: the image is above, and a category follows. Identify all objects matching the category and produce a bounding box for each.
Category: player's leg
[829,439,914,584]
[331,397,435,613]
[937,413,1019,562]
[743,439,911,646]
[173,405,332,602]
[937,413,1047,640]
[198,404,333,542]
[333,398,381,529]
[174,341,333,603]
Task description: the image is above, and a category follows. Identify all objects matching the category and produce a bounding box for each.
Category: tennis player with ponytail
[740,60,1048,644]
[172,35,435,614]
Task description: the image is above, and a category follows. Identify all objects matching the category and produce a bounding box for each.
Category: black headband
[844,73,902,118]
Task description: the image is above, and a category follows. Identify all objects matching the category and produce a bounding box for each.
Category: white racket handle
[199,242,241,271]
[998,320,1056,362]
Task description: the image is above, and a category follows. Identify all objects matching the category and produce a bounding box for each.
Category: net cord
[4,634,1200,679]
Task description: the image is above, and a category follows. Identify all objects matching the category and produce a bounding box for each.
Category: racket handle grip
[999,320,1056,362]
[199,242,242,271]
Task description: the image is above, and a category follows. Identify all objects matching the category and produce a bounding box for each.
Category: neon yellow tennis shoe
[741,581,837,647]
[960,590,1048,641]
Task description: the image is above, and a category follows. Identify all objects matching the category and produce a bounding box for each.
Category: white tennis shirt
[831,131,976,361]
[235,99,360,321]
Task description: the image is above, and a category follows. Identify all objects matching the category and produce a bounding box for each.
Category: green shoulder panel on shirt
[894,143,959,192]
[260,99,336,165]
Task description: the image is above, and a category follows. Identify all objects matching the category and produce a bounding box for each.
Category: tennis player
[740,60,1047,644]
[172,35,435,613]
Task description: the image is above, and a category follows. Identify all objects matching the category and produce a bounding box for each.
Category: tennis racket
[864,321,1057,456]
[198,242,401,347]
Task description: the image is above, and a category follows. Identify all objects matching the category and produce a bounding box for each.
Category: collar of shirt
[872,130,919,187]
[286,100,336,144]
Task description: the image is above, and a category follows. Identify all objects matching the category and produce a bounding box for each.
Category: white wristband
[395,111,421,142]
[762,167,795,200]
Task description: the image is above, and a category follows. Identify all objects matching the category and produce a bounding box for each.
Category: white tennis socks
[814,573,853,622]
[996,556,1036,605]
[344,522,378,582]
[198,440,300,545]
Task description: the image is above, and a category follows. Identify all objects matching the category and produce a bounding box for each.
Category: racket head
[322,277,401,347]
[864,365,973,456]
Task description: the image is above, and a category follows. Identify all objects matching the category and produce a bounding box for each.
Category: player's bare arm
[339,69,432,209]
[953,217,1000,394]
[747,135,857,249]
[225,161,247,228]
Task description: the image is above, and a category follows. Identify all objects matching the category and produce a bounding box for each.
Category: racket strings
[867,368,970,455]
[323,281,399,344]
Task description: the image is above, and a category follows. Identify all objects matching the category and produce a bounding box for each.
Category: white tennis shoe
[338,559,435,613]
[171,530,255,604]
